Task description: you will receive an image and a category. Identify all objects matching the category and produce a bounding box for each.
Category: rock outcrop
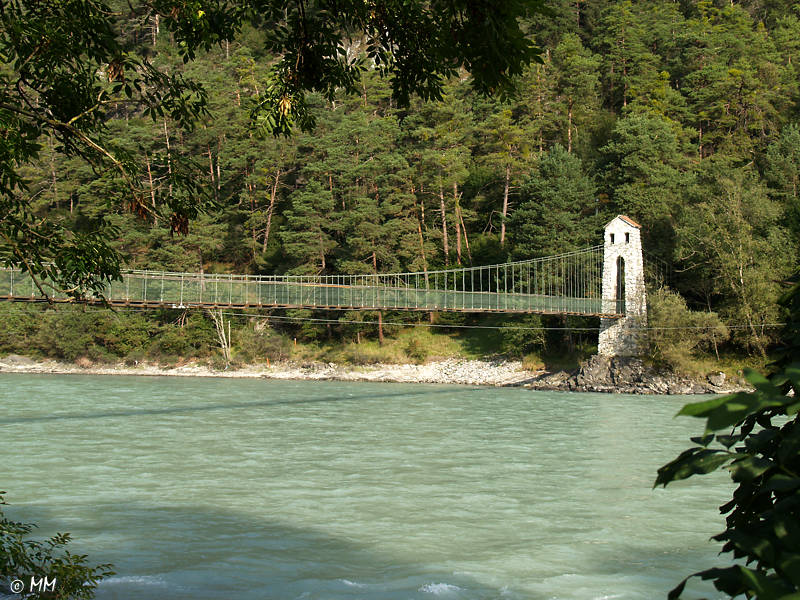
[522,355,746,395]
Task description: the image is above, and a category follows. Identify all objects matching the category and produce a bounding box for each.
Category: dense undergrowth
[0,297,770,378]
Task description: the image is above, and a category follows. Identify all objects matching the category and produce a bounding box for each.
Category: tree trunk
[216,137,222,190]
[209,309,231,365]
[413,195,429,285]
[263,167,281,253]
[459,207,472,263]
[536,65,544,154]
[698,123,703,158]
[563,315,575,353]
[207,143,216,201]
[622,47,628,107]
[145,152,157,225]
[372,251,384,344]
[567,100,573,153]
[248,173,258,260]
[163,119,173,199]
[49,135,58,208]
[455,205,462,265]
[439,185,449,265]
[500,164,510,246]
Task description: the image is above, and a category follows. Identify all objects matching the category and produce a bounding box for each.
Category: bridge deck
[0,266,621,318]
[0,295,619,318]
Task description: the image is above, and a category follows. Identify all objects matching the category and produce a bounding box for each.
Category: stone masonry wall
[598,217,647,356]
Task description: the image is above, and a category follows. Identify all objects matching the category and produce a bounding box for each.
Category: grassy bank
[0,302,768,378]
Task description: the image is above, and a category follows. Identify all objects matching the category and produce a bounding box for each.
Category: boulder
[707,371,726,387]
[0,354,36,366]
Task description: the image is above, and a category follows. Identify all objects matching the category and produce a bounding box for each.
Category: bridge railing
[0,245,619,316]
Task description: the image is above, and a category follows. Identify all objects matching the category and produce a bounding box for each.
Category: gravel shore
[0,354,534,386]
[0,353,747,394]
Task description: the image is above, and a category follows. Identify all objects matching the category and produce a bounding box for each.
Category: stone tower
[598,215,647,356]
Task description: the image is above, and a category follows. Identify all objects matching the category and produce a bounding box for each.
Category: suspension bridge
[0,217,654,354]
[0,246,612,316]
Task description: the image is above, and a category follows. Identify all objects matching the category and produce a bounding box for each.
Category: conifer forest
[2,0,799,368]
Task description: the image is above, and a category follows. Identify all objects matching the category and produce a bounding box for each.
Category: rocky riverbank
[0,354,533,386]
[522,355,747,395]
[0,353,748,394]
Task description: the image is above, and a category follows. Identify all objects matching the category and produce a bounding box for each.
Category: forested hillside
[4,0,800,368]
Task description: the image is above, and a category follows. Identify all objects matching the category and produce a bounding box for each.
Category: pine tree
[601,113,690,259]
[764,124,800,250]
[552,33,601,153]
[280,181,338,274]
[509,144,599,259]
[595,1,658,110]
[681,2,792,157]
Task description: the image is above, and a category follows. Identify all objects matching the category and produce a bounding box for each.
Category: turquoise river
[1,374,732,599]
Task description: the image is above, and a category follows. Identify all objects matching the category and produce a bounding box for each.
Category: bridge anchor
[598,216,647,357]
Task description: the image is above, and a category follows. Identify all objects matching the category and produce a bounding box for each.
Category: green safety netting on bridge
[0,245,621,317]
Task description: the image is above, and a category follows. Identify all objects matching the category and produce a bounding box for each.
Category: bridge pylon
[598,215,647,357]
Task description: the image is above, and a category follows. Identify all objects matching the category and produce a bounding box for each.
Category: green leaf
[655,448,733,486]
[716,434,740,448]
[677,394,734,418]
[777,553,800,586]
[765,474,800,492]
[784,363,800,392]
[691,433,715,447]
[778,426,800,463]
[727,455,774,482]
[746,368,784,397]
[737,565,793,598]
[679,389,788,432]
[667,576,689,600]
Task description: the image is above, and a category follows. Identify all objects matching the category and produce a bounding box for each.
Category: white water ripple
[419,582,463,595]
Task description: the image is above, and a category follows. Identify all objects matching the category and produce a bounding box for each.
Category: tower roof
[606,215,641,229]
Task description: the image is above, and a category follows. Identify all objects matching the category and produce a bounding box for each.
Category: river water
[1,374,731,599]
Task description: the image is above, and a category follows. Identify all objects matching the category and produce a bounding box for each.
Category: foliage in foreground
[656,275,800,599]
[0,493,113,599]
[0,0,542,297]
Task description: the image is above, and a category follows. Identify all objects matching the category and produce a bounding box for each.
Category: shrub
[521,353,545,371]
[404,338,428,364]
[235,321,291,363]
[285,309,326,342]
[147,314,216,359]
[103,314,155,357]
[0,305,38,355]
[123,349,146,366]
[498,314,546,358]
[0,493,114,599]
[33,310,109,361]
[647,287,729,371]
